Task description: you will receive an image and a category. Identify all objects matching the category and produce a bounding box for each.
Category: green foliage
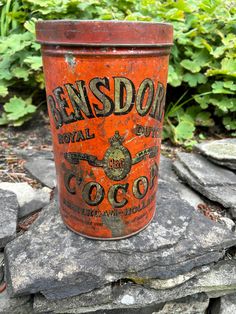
[0,0,235,143]
[0,96,36,126]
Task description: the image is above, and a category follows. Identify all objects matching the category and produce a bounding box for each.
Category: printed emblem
[64,131,158,181]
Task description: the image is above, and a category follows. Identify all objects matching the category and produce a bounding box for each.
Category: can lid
[36,20,173,47]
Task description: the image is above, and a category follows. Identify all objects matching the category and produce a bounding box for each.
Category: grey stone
[159,155,204,209]
[154,293,209,314]
[175,152,236,187]
[211,293,236,314]
[207,157,236,170]
[14,148,54,161]
[0,182,51,218]
[0,253,4,283]
[0,189,18,248]
[0,289,33,314]
[33,260,236,313]
[5,182,236,300]
[220,217,235,231]
[194,138,236,170]
[34,289,209,314]
[173,160,236,217]
[24,159,56,188]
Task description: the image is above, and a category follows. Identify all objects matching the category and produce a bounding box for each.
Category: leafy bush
[0,0,235,145]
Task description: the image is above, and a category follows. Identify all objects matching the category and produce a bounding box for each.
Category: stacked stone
[0,150,54,313]
[1,140,236,313]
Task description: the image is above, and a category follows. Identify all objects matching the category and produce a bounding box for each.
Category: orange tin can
[36,20,173,239]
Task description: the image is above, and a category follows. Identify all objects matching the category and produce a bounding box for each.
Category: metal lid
[36,20,173,47]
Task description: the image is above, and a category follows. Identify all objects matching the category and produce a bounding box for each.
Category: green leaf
[207,58,236,77]
[0,112,9,125]
[180,59,201,73]
[210,96,236,112]
[11,67,29,80]
[195,112,214,127]
[4,96,36,121]
[24,56,42,71]
[183,73,207,87]
[224,81,236,91]
[223,116,236,131]
[9,113,34,127]
[194,94,211,109]
[211,46,226,58]
[168,64,183,87]
[212,81,235,94]
[24,19,36,34]
[0,84,8,97]
[175,120,196,141]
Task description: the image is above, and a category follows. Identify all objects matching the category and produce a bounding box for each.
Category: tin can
[36,20,173,239]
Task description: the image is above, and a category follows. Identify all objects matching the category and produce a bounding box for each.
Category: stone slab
[0,289,33,314]
[34,291,209,314]
[154,293,209,314]
[213,293,236,314]
[194,139,236,169]
[159,156,204,209]
[173,160,236,217]
[24,159,56,188]
[0,182,51,218]
[0,189,18,248]
[5,182,236,300]
[207,157,236,170]
[14,148,54,161]
[0,253,4,283]
[33,259,236,313]
[176,152,236,187]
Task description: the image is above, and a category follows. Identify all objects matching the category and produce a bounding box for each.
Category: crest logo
[64,131,158,181]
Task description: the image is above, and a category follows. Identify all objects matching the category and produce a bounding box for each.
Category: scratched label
[43,53,169,239]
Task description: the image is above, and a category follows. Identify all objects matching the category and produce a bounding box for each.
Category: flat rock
[0,289,33,314]
[34,291,209,314]
[34,259,236,313]
[5,181,236,300]
[211,293,236,314]
[0,253,4,282]
[175,152,236,187]
[0,189,18,248]
[0,182,51,218]
[14,148,54,161]
[155,293,209,314]
[194,138,236,170]
[24,159,56,188]
[159,156,204,209]
[173,160,236,217]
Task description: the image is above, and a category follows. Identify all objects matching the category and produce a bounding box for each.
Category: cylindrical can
[36,20,173,240]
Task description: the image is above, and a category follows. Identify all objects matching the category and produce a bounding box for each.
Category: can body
[36,21,173,239]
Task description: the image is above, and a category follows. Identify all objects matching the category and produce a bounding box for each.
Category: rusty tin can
[36,20,173,239]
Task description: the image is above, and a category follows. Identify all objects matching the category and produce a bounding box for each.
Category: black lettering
[82,182,105,206]
[76,131,85,142]
[150,162,159,189]
[85,128,95,140]
[53,87,75,124]
[108,183,129,208]
[90,77,114,117]
[64,172,76,195]
[63,133,70,143]
[47,95,63,129]
[149,82,165,121]
[71,131,77,143]
[114,77,135,115]
[133,176,148,199]
[136,79,154,116]
[64,81,94,120]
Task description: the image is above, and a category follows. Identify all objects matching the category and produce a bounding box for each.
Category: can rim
[36,19,173,47]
